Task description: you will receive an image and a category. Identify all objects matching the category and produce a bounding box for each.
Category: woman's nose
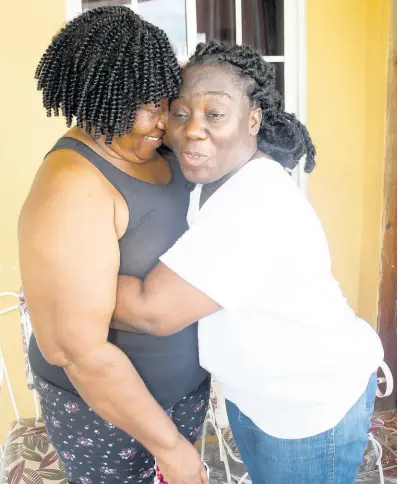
[157,117,167,130]
[157,108,168,130]
[184,116,207,140]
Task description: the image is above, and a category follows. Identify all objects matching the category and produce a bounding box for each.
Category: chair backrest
[376,361,394,399]
[18,289,35,390]
[211,378,229,429]
[0,291,40,426]
[0,292,22,423]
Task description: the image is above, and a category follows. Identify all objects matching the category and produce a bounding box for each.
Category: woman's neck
[200,150,265,208]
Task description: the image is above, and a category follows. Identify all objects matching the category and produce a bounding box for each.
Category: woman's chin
[181,166,217,185]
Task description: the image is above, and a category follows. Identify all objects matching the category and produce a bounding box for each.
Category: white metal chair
[0,291,67,483]
[201,378,249,484]
[201,365,394,484]
[366,361,395,484]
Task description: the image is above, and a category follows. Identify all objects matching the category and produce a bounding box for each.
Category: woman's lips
[181,151,209,167]
[144,135,162,146]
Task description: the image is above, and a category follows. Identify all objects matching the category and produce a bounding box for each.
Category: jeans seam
[328,427,336,484]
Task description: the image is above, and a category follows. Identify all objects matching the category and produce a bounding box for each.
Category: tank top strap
[46,137,136,196]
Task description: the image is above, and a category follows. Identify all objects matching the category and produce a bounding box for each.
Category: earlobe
[250,107,262,136]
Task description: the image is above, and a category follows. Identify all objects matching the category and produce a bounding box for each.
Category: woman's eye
[172,111,188,119]
[207,112,224,120]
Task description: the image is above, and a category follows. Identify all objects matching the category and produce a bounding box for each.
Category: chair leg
[220,440,232,484]
[237,472,249,484]
[200,418,209,461]
[368,432,384,484]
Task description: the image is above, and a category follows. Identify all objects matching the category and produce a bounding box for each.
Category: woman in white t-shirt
[112,41,384,484]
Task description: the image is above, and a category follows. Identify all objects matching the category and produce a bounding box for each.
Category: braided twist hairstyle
[186,41,316,173]
[35,6,181,143]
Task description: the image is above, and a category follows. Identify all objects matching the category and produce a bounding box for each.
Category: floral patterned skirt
[34,376,210,484]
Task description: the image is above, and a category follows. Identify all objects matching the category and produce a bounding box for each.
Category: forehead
[180,65,244,99]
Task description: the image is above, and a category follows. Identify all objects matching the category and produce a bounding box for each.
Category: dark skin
[19,98,208,484]
[113,65,267,337]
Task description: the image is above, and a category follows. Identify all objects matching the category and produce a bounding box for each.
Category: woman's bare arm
[113,264,221,337]
[19,154,206,484]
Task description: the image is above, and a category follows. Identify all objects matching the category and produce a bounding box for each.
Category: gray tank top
[29,137,208,408]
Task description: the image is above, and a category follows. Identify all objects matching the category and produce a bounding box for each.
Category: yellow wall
[307,0,390,326]
[0,1,66,443]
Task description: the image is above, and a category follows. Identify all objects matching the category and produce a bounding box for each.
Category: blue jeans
[226,374,377,484]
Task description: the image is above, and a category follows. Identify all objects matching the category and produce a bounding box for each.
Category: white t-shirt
[160,157,384,439]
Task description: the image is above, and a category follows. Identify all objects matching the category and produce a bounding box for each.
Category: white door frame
[65,0,82,21]
[284,0,307,190]
[65,0,307,190]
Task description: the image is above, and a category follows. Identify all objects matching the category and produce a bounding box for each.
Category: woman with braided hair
[114,41,384,483]
[19,7,210,484]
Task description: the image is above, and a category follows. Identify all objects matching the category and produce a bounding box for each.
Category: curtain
[196,0,236,45]
[242,0,284,55]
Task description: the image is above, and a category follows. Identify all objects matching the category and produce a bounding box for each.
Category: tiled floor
[204,411,397,484]
[374,411,397,479]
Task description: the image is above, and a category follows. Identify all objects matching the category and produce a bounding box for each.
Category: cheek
[213,119,251,155]
[131,112,156,135]
[208,123,250,167]
[216,120,245,140]
[168,121,184,144]
[132,120,151,136]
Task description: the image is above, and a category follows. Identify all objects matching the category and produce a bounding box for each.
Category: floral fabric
[0,418,66,484]
[35,376,210,483]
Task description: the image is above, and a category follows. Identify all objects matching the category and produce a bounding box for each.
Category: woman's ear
[249,107,262,136]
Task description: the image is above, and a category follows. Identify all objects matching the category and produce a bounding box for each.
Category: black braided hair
[35,6,181,143]
[186,41,316,173]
